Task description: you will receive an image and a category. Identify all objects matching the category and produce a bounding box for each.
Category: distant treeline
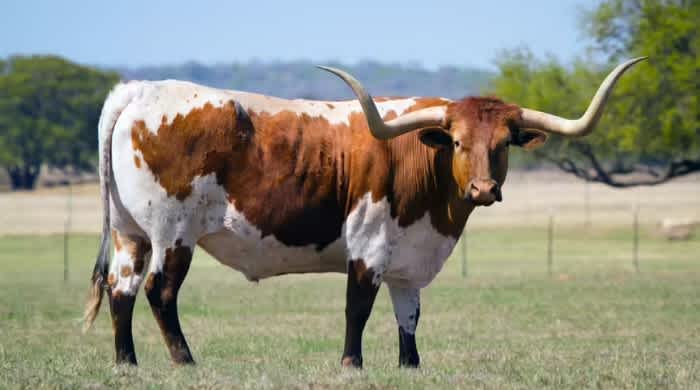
[116,61,493,100]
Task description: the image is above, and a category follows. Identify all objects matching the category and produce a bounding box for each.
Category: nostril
[469,182,481,196]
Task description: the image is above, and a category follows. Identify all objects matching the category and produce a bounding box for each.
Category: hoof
[341,355,363,368]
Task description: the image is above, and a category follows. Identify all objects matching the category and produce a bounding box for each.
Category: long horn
[317,65,446,140]
[519,57,647,137]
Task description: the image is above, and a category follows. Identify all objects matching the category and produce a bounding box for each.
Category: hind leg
[144,239,195,364]
[106,230,151,365]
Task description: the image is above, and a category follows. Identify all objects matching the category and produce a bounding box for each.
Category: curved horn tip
[623,56,648,68]
[315,65,363,87]
[517,57,648,137]
[316,65,346,76]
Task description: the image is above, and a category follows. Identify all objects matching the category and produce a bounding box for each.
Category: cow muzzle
[466,179,502,206]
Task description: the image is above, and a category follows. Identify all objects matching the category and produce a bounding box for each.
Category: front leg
[341,259,380,368]
[388,285,420,367]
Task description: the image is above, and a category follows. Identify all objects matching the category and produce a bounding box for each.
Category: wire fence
[453,206,699,280]
[57,174,700,282]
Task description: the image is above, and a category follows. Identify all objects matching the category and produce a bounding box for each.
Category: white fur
[345,193,458,288]
[109,79,441,132]
[108,248,144,296]
[388,286,420,334]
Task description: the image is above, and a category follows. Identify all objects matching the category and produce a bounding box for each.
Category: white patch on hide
[388,286,420,334]
[345,193,458,288]
[109,248,143,296]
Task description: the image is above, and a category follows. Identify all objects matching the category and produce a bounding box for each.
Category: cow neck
[387,133,472,238]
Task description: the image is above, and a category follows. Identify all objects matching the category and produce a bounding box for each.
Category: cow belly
[197,229,347,281]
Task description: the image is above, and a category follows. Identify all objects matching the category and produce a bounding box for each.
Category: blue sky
[2,0,600,70]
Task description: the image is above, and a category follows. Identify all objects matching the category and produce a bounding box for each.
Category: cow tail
[83,82,134,332]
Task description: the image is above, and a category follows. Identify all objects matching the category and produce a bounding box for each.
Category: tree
[0,55,119,190]
[491,0,700,187]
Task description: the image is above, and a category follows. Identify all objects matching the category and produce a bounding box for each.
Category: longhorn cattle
[84,58,645,368]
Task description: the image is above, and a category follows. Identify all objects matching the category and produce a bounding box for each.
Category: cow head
[319,57,645,206]
[416,97,543,205]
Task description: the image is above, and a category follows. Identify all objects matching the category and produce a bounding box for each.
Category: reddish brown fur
[404,97,448,113]
[111,230,122,252]
[111,229,152,274]
[445,97,521,197]
[373,96,404,102]
[120,266,132,278]
[353,259,369,283]
[130,96,525,252]
[131,101,241,201]
[144,273,155,292]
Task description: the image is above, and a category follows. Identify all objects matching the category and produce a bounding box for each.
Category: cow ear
[418,128,452,149]
[513,128,548,150]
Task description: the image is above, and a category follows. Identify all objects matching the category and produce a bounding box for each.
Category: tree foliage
[491,0,700,186]
[0,55,119,189]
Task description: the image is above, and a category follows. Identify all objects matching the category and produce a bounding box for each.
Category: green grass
[0,226,699,389]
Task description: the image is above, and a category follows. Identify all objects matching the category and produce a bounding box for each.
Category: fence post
[547,211,554,277]
[461,228,467,278]
[633,205,640,274]
[63,183,72,283]
[584,181,591,229]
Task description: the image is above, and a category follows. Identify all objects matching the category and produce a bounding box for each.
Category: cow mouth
[469,197,497,207]
[466,183,502,206]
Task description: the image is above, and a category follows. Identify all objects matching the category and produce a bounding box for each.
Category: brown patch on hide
[107,273,116,287]
[131,101,244,201]
[352,259,370,283]
[120,266,132,278]
[111,229,122,251]
[403,97,449,113]
[111,230,152,275]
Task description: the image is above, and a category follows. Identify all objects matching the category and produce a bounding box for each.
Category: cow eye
[454,140,461,148]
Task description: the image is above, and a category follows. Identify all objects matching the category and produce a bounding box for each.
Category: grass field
[1,225,699,388]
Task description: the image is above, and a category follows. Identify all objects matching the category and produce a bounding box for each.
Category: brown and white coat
[84,58,644,368]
